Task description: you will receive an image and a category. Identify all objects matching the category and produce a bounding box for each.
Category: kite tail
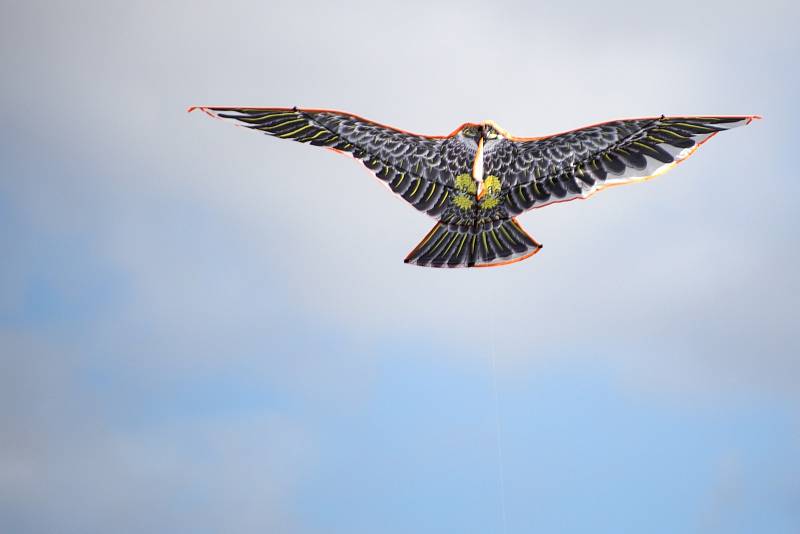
[404,219,542,268]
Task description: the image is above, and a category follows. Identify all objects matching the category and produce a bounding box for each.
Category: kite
[190,106,758,268]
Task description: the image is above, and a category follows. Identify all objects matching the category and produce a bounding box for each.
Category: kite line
[489,340,508,534]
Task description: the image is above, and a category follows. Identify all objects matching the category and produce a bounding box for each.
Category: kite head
[458,121,506,149]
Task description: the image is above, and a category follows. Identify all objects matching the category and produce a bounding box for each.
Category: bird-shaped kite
[191,107,758,268]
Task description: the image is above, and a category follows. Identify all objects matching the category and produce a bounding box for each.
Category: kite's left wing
[190,106,475,217]
[483,115,759,216]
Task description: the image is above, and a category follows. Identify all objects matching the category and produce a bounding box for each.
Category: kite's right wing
[483,115,759,216]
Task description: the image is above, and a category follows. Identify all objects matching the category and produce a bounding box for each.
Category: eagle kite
[191,107,758,268]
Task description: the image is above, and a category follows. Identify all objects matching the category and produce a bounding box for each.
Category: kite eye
[463,127,478,137]
[486,130,498,139]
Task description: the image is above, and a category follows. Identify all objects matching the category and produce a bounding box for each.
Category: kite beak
[474,136,485,199]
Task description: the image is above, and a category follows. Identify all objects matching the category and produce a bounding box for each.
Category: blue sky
[1,1,799,533]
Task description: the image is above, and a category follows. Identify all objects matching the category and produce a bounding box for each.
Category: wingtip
[744,114,763,126]
[187,106,222,119]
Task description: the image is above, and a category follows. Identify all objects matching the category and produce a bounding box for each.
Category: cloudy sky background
[2,1,799,533]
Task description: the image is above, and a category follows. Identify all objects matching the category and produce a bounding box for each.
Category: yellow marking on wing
[425,183,437,202]
[278,125,312,138]
[410,177,422,197]
[671,122,716,131]
[633,141,658,154]
[652,127,692,139]
[238,112,297,122]
[301,130,327,142]
[262,118,305,131]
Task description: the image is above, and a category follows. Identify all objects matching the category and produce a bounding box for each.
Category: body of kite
[191,106,758,268]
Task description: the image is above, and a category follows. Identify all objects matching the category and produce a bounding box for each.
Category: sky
[1,1,799,533]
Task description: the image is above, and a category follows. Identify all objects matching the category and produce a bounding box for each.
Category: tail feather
[405,219,541,268]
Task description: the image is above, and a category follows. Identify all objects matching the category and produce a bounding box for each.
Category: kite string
[489,340,509,534]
